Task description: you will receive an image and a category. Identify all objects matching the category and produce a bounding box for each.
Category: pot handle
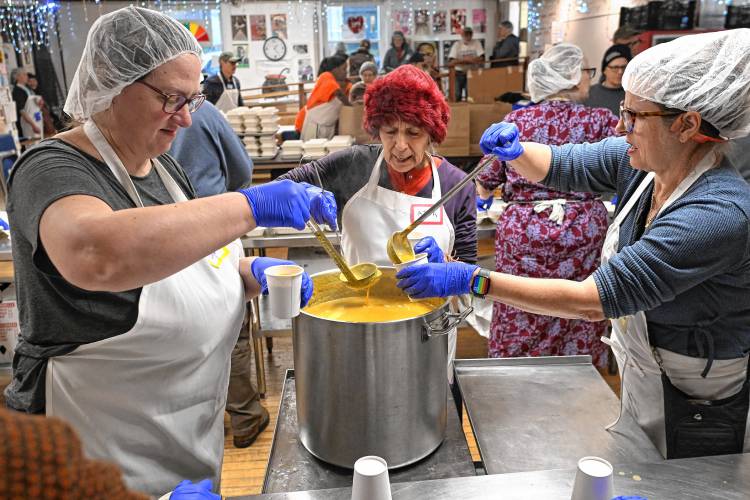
[423,305,474,337]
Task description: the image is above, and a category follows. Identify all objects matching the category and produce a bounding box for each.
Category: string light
[527,0,542,33]
[0,1,60,53]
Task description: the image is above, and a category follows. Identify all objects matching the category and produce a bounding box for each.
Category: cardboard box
[436,102,470,157]
[469,103,512,156]
[467,66,525,104]
[338,104,376,145]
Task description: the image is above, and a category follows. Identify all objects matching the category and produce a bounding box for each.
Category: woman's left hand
[299,182,338,230]
[250,257,313,307]
[169,479,220,499]
[413,236,444,264]
[396,262,478,298]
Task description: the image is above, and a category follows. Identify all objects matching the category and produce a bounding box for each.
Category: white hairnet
[623,29,750,139]
[64,6,201,121]
[527,43,584,103]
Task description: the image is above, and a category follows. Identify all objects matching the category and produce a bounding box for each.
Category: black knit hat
[601,44,632,72]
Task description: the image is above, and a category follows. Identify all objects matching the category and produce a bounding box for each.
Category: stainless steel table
[231,453,750,499]
[260,370,476,494]
[454,356,662,474]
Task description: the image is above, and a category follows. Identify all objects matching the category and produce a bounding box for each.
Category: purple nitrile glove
[169,479,221,499]
[479,122,525,161]
[298,182,338,230]
[396,262,478,299]
[250,257,313,307]
[476,194,493,211]
[413,236,445,264]
[239,179,311,230]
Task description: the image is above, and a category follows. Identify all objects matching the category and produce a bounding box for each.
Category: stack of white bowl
[325,135,355,154]
[258,107,280,134]
[243,113,261,135]
[303,138,328,159]
[243,136,261,158]
[225,107,246,134]
[280,140,304,159]
[259,135,278,158]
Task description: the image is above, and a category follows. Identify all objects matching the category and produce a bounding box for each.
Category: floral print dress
[476,100,618,367]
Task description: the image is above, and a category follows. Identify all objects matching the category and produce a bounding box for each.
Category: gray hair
[359,61,377,78]
[10,68,25,85]
[500,21,514,31]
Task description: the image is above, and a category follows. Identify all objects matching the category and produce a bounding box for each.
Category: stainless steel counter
[231,453,750,499]
[261,370,476,494]
[455,356,662,475]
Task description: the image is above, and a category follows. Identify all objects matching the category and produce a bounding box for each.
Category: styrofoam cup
[265,265,304,319]
[351,455,392,500]
[393,252,429,273]
[570,456,614,500]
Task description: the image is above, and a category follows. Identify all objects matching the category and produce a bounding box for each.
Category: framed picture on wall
[233,45,250,68]
[270,13,287,40]
[432,11,446,34]
[414,9,430,36]
[231,15,248,42]
[392,10,411,35]
[250,15,266,41]
[442,40,454,66]
[472,9,486,33]
[450,9,467,35]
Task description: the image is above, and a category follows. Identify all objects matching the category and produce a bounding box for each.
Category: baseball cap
[463,26,473,33]
[613,25,642,41]
[219,51,241,63]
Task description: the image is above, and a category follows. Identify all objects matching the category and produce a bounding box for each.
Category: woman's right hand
[480,122,524,161]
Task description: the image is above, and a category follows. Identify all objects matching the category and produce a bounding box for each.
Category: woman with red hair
[280,65,477,376]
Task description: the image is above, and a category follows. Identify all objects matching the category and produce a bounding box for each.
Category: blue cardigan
[544,136,750,362]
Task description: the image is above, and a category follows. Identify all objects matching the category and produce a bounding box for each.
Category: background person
[295,54,351,141]
[202,51,244,112]
[349,61,377,103]
[611,24,643,57]
[475,43,617,367]
[398,29,750,460]
[447,26,484,101]
[4,7,332,494]
[11,68,42,138]
[382,31,413,73]
[349,39,375,78]
[491,21,520,68]
[585,44,631,115]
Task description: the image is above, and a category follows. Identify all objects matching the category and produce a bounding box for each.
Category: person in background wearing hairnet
[475,43,618,368]
[397,29,750,459]
[3,7,336,496]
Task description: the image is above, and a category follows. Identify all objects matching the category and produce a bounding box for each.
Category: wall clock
[263,36,287,61]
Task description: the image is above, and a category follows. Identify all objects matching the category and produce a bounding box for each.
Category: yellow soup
[304,296,437,323]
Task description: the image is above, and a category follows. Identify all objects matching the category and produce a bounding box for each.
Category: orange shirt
[295,72,352,132]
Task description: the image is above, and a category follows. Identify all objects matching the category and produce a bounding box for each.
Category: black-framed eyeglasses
[619,101,683,133]
[582,67,597,79]
[606,64,628,72]
[135,79,205,114]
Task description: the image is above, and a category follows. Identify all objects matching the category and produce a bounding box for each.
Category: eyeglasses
[582,67,597,79]
[627,40,641,48]
[135,80,205,114]
[619,101,683,133]
[606,64,628,72]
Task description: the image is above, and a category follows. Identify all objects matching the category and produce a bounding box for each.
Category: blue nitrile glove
[479,122,525,161]
[298,182,338,230]
[396,262,479,299]
[476,194,493,211]
[169,479,221,499]
[239,180,311,230]
[413,236,444,264]
[250,257,314,307]
[610,497,648,500]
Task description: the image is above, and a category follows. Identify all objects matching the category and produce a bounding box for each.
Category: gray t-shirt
[584,84,624,116]
[4,139,195,413]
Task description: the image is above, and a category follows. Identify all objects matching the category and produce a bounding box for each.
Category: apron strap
[613,172,654,227]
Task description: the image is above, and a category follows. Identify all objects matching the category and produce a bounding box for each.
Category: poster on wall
[231,15,247,42]
[233,45,250,68]
[392,10,411,35]
[414,10,430,36]
[293,44,309,55]
[249,15,266,41]
[346,15,365,37]
[271,13,287,39]
[450,9,467,35]
[472,9,486,33]
[442,40,454,65]
[432,11,446,34]
[297,58,313,82]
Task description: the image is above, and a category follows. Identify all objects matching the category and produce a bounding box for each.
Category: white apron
[602,154,750,458]
[45,120,245,495]
[300,99,342,141]
[19,86,42,139]
[215,76,240,113]
[341,152,458,380]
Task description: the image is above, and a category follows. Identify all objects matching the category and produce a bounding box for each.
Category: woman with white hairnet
[474,43,618,367]
[396,29,750,459]
[3,6,336,496]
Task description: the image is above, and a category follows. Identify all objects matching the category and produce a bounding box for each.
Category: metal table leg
[248,247,267,398]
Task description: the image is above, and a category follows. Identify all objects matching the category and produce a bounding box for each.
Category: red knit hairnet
[363,65,450,143]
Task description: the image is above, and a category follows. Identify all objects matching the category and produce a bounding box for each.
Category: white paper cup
[265,265,304,319]
[406,231,427,249]
[570,456,614,500]
[351,455,392,500]
[393,252,429,273]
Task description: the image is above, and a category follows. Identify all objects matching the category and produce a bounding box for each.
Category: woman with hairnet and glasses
[3,7,337,496]
[396,29,750,459]
[475,43,618,368]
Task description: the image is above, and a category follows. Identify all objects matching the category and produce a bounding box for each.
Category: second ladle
[306,218,382,289]
[387,155,497,264]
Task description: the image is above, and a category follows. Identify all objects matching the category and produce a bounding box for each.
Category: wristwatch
[470,268,492,298]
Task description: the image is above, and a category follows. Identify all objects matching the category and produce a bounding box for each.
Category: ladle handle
[405,155,496,234]
[307,218,358,282]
